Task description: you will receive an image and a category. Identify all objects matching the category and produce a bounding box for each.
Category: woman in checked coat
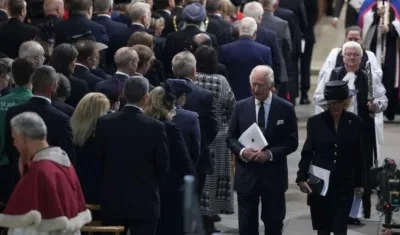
[194,45,236,234]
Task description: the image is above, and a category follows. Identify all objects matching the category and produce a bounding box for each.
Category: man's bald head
[114,47,139,69]
[192,33,211,52]
[43,0,64,17]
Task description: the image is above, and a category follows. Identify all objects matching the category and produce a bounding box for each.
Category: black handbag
[307,174,324,195]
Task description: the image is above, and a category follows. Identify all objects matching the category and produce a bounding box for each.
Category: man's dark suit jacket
[163,25,218,77]
[0,10,8,23]
[155,10,174,37]
[0,18,38,58]
[207,14,231,45]
[54,14,109,46]
[226,95,298,193]
[73,65,104,91]
[278,0,307,35]
[96,105,169,220]
[95,72,129,109]
[52,99,75,117]
[178,77,218,175]
[65,75,90,107]
[303,0,318,43]
[219,36,272,101]
[172,105,201,166]
[111,11,131,26]
[92,15,128,70]
[5,97,75,164]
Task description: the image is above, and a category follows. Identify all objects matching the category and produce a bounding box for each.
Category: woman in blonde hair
[145,84,196,235]
[71,92,110,204]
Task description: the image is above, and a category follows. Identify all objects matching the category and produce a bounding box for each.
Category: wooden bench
[82,204,125,235]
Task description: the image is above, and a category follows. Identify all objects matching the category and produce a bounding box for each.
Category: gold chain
[172,16,209,32]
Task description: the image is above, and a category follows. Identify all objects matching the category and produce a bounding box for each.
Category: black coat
[73,65,104,91]
[52,99,75,117]
[0,18,38,58]
[5,97,75,164]
[96,106,169,220]
[296,111,364,232]
[65,75,90,108]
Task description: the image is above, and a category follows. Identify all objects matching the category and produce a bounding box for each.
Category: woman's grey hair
[243,2,263,21]
[18,41,45,69]
[172,51,197,78]
[239,17,257,36]
[11,112,47,140]
[342,41,363,57]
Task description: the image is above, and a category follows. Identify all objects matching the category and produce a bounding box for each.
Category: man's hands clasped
[242,147,271,163]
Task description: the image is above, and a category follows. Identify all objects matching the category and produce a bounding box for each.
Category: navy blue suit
[92,15,128,70]
[226,95,298,235]
[54,14,109,46]
[73,64,104,91]
[95,72,129,108]
[172,105,201,165]
[219,37,272,101]
[111,11,131,26]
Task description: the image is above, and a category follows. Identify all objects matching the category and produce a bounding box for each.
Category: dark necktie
[258,101,265,130]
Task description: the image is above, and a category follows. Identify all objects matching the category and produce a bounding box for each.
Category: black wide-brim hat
[316,80,358,106]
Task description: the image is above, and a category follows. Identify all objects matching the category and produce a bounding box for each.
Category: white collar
[0,9,7,14]
[32,95,51,104]
[125,104,143,112]
[97,14,111,18]
[255,92,272,106]
[32,147,71,167]
[163,9,171,15]
[115,71,130,77]
[75,63,89,71]
[132,22,145,28]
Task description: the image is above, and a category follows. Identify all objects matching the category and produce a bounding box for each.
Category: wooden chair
[81,204,125,235]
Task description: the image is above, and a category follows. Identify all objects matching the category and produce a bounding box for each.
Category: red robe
[0,147,91,233]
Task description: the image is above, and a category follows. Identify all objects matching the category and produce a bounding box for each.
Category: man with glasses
[314,41,388,226]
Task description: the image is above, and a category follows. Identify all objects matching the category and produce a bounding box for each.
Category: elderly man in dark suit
[226,65,298,235]
[168,79,201,168]
[260,0,291,96]
[92,0,127,70]
[171,51,218,196]
[243,2,281,84]
[163,3,218,77]
[0,0,38,58]
[4,66,76,202]
[96,47,139,109]
[53,0,109,46]
[220,17,272,101]
[96,76,169,235]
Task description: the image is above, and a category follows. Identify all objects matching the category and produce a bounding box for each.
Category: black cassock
[329,67,376,218]
[296,111,364,233]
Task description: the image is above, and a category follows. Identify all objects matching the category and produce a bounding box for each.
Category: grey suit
[261,11,292,84]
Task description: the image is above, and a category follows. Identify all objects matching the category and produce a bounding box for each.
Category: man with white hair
[18,41,45,69]
[226,64,298,235]
[220,17,272,101]
[314,41,388,221]
[0,112,91,235]
[243,1,282,89]
[259,0,291,92]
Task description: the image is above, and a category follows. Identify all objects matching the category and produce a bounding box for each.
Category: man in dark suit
[4,66,75,198]
[226,65,298,235]
[205,0,231,45]
[163,3,218,77]
[96,76,169,235]
[242,2,281,84]
[171,51,218,196]
[153,0,175,37]
[168,79,201,167]
[53,0,109,46]
[220,17,272,101]
[96,47,139,109]
[92,0,128,70]
[0,0,38,58]
[278,0,307,35]
[73,40,106,91]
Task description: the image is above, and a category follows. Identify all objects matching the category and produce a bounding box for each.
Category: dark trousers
[300,40,315,93]
[237,188,286,235]
[102,218,157,235]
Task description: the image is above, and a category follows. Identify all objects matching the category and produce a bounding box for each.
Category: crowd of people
[0,0,397,234]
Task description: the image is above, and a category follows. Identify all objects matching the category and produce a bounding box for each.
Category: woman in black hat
[296,80,365,235]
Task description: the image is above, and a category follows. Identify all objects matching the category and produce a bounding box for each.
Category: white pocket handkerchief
[277,120,284,125]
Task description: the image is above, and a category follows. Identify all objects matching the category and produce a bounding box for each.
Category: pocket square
[277,120,284,125]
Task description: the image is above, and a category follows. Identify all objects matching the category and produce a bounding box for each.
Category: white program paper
[238,123,268,150]
[308,165,331,196]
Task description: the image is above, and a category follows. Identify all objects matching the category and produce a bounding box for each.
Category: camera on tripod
[371,158,400,231]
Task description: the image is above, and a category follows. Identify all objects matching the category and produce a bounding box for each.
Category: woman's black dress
[296,111,364,233]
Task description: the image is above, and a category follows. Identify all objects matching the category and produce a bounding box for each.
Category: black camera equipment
[372,158,400,230]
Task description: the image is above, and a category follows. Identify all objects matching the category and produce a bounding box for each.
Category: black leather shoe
[300,95,311,105]
[210,215,221,222]
[348,218,363,225]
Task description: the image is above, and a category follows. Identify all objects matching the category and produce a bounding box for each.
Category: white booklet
[238,123,268,150]
[308,165,331,196]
